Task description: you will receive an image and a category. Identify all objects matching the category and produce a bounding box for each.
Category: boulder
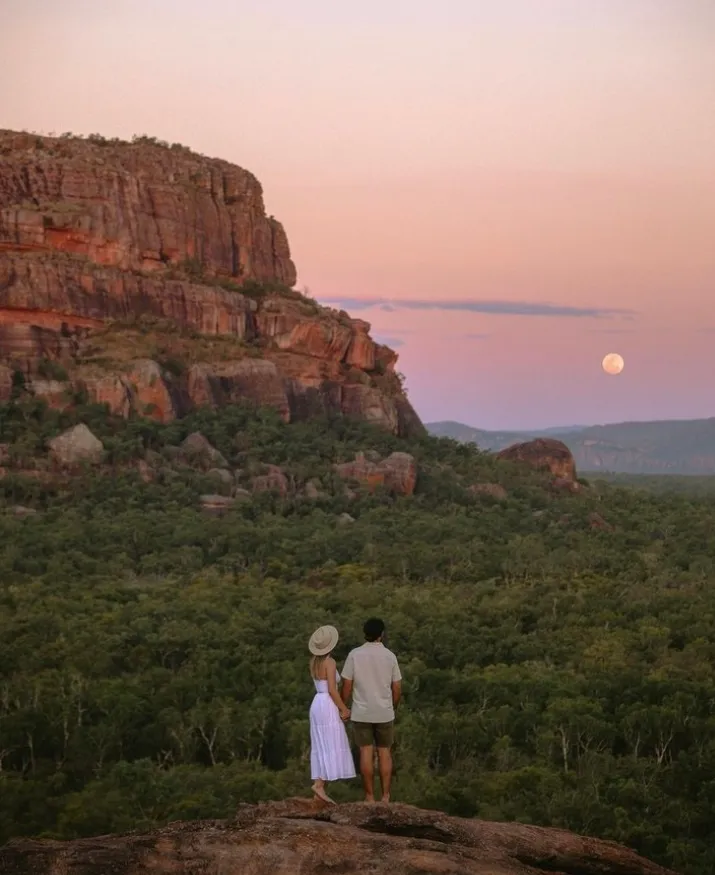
[136,460,154,483]
[48,424,104,466]
[180,432,228,469]
[304,480,321,499]
[589,511,614,531]
[10,505,36,517]
[251,465,289,496]
[199,494,235,515]
[497,438,576,481]
[337,512,356,525]
[334,451,417,496]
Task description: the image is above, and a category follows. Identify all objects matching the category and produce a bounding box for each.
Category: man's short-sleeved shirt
[342,642,402,723]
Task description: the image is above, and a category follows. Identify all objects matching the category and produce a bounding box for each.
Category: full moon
[602,353,624,375]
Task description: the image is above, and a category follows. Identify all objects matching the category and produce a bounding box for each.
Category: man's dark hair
[363,617,385,642]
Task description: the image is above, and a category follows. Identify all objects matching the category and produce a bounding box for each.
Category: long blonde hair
[310,653,332,679]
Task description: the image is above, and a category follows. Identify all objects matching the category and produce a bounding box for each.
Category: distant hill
[427,417,715,475]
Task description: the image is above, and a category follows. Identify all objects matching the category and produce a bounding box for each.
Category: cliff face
[0,799,677,875]
[0,131,422,436]
[0,130,295,282]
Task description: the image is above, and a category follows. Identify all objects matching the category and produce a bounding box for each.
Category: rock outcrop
[335,451,418,496]
[0,798,677,875]
[179,432,228,469]
[48,424,104,466]
[497,438,577,482]
[0,131,423,437]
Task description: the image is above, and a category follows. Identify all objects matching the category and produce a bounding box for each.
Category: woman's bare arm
[326,658,350,720]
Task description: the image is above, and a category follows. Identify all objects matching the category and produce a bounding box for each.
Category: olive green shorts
[352,720,395,749]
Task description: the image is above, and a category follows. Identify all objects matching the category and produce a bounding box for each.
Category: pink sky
[2,0,714,428]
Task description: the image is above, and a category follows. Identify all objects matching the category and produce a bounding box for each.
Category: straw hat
[309,625,339,656]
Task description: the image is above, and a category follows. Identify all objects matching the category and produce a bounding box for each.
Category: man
[341,617,402,803]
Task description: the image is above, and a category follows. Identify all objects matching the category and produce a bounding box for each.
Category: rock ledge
[0,798,677,875]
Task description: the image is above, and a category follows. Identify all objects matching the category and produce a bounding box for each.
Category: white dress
[310,670,357,781]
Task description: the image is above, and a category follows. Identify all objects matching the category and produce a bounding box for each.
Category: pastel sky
[2,0,714,428]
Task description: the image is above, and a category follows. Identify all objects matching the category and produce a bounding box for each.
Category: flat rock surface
[0,798,678,875]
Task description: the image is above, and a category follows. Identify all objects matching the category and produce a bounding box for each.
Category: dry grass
[75,319,255,374]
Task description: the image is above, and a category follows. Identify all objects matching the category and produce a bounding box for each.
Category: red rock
[335,451,417,496]
[31,379,68,409]
[83,373,132,417]
[251,464,289,496]
[0,132,424,438]
[345,319,376,370]
[589,511,614,531]
[137,460,154,483]
[187,359,290,421]
[199,494,235,515]
[0,798,676,875]
[497,438,577,481]
[125,359,176,422]
[0,132,295,282]
[0,364,12,401]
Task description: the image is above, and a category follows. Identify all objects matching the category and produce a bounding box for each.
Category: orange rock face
[497,438,577,481]
[0,132,424,437]
[0,131,295,282]
[335,451,418,496]
[0,798,676,875]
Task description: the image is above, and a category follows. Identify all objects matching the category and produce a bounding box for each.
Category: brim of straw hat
[308,625,339,656]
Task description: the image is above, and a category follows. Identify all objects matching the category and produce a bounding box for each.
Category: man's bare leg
[377,747,392,802]
[359,746,375,802]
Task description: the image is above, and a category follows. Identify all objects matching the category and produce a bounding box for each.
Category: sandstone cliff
[0,798,677,875]
[0,131,422,436]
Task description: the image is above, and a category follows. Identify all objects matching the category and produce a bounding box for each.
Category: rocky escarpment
[0,131,422,436]
[0,798,677,875]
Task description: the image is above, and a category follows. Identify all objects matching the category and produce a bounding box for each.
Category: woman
[308,625,356,803]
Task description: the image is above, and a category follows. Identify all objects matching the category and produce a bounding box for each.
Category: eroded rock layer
[0,131,422,436]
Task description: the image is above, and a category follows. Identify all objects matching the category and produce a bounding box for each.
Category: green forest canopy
[1,397,715,875]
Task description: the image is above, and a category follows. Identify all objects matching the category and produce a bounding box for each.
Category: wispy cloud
[587,327,636,334]
[319,296,635,319]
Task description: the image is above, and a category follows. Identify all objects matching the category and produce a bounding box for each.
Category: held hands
[340,706,351,721]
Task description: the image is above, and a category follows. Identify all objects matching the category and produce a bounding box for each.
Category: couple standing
[308,617,401,804]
